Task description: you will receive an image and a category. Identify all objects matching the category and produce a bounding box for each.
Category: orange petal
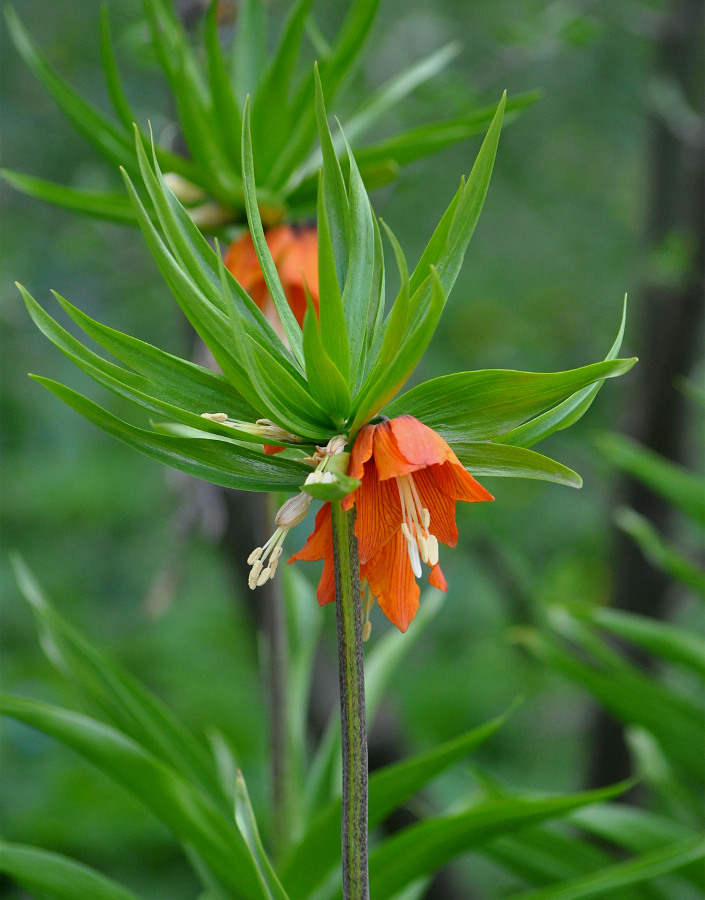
[353,459,402,563]
[428,563,448,592]
[343,424,377,510]
[278,227,319,303]
[363,532,420,632]
[263,444,285,455]
[223,233,262,292]
[412,467,459,547]
[388,416,454,467]
[433,460,494,504]
[371,418,419,480]
[288,504,335,606]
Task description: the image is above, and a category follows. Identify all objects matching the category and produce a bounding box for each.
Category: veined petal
[354,459,402,564]
[432,459,494,503]
[412,466,459,547]
[373,415,453,480]
[346,422,376,485]
[428,563,448,592]
[363,532,420,632]
[288,503,335,606]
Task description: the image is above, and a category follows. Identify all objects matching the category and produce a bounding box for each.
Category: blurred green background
[1,0,702,897]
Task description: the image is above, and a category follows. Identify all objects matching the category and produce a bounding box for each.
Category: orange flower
[224,224,318,328]
[290,415,494,632]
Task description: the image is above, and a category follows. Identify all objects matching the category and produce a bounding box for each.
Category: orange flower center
[395,473,439,576]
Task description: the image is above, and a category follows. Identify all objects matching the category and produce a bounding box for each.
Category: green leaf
[5,6,136,173]
[48,292,258,421]
[498,299,631,448]
[508,835,705,900]
[99,6,136,131]
[242,99,305,368]
[32,376,310,493]
[340,132,377,384]
[364,782,631,899]
[317,171,349,380]
[232,0,267,105]
[303,298,351,424]
[10,554,228,808]
[287,42,461,190]
[314,66,351,290]
[234,772,291,900]
[0,840,144,900]
[351,92,540,175]
[598,607,705,677]
[409,92,505,302]
[384,359,637,444]
[250,0,315,178]
[204,0,243,168]
[597,433,705,528]
[1,695,269,900]
[452,441,583,488]
[350,266,447,433]
[1,169,137,223]
[613,507,705,595]
[281,712,508,900]
[525,616,705,784]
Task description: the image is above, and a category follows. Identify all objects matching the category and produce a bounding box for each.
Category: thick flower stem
[331,502,369,900]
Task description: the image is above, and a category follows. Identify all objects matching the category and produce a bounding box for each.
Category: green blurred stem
[265,492,293,861]
[331,502,369,899]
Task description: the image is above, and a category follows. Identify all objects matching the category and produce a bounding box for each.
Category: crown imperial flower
[224,225,319,329]
[291,415,494,632]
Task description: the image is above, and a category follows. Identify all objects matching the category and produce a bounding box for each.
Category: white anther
[417,533,429,564]
[257,567,272,587]
[401,522,412,542]
[427,534,439,566]
[270,546,283,564]
[247,547,263,565]
[421,508,431,530]
[201,412,229,423]
[407,537,422,578]
[362,621,372,642]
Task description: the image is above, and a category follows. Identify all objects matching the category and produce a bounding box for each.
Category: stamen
[247,492,313,590]
[396,472,437,577]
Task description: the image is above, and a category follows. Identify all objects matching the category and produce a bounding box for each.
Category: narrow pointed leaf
[597,433,705,527]
[316,171,349,379]
[232,0,267,104]
[498,299,632,448]
[314,66,350,287]
[1,695,269,899]
[242,100,305,368]
[1,169,136,223]
[5,7,136,171]
[363,782,632,899]
[234,772,291,900]
[613,508,705,594]
[0,840,144,900]
[99,6,136,130]
[509,836,705,900]
[303,301,351,424]
[31,376,309,492]
[452,442,583,488]
[384,359,637,444]
[282,713,507,899]
[204,1,243,167]
[10,554,227,809]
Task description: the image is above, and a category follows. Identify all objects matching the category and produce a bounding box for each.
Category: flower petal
[354,460,402,563]
[363,532,420,632]
[433,459,494,503]
[347,423,376,483]
[428,563,448,592]
[288,503,335,606]
[413,466,459,547]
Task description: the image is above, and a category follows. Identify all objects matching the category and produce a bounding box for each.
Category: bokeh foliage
[1,0,702,897]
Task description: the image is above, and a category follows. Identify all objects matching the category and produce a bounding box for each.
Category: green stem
[331,502,369,900]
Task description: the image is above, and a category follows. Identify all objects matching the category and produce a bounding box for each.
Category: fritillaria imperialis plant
[12,63,637,895]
